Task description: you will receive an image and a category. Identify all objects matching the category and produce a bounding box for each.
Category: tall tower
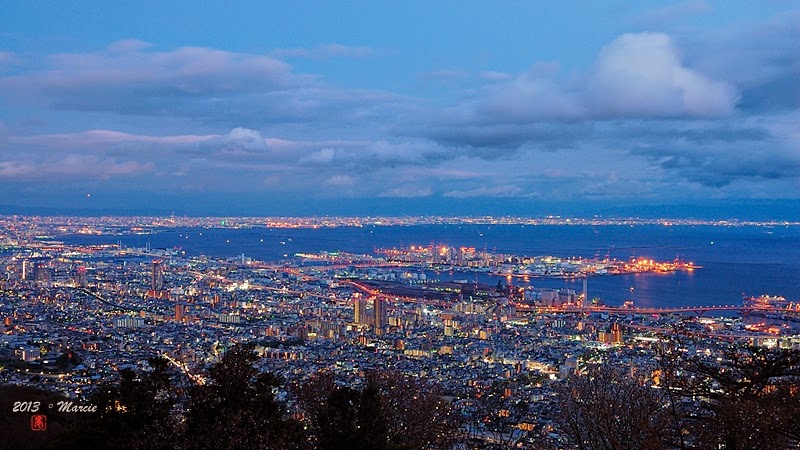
[374,297,388,334]
[582,276,588,306]
[354,294,366,325]
[152,260,164,292]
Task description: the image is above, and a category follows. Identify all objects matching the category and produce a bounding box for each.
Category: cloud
[0,42,297,123]
[378,186,433,198]
[106,39,153,53]
[2,127,271,184]
[479,69,584,122]
[421,33,740,151]
[10,130,215,148]
[628,114,800,187]
[2,13,798,206]
[271,44,374,59]
[0,41,410,129]
[423,121,591,149]
[419,69,470,86]
[42,155,154,178]
[197,127,270,158]
[443,185,530,198]
[478,71,513,82]
[0,155,152,181]
[296,140,448,169]
[36,42,292,95]
[300,148,338,165]
[400,167,482,180]
[686,10,800,111]
[0,161,34,178]
[424,32,739,149]
[324,175,356,187]
[587,33,739,118]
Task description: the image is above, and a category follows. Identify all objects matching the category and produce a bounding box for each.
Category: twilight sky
[0,1,798,216]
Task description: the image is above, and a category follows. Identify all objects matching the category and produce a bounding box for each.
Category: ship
[743,294,790,309]
[744,294,800,323]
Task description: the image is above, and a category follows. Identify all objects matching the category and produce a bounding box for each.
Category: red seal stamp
[30,414,47,431]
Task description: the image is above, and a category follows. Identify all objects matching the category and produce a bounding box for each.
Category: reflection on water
[60,224,800,309]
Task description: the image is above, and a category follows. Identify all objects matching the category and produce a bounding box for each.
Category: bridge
[343,280,453,308]
[514,303,800,317]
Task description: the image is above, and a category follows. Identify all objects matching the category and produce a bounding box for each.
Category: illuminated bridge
[515,303,800,317]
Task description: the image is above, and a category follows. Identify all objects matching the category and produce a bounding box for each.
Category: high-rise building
[354,294,366,325]
[582,276,588,307]
[75,266,87,287]
[374,297,387,334]
[35,262,50,284]
[611,323,623,344]
[152,260,164,291]
[175,304,185,322]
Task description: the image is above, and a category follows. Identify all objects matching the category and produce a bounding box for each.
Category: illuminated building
[611,323,623,344]
[35,262,50,284]
[354,294,366,325]
[75,266,87,287]
[374,297,387,334]
[152,260,164,291]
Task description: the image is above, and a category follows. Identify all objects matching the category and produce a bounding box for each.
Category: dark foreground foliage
[3,343,798,450]
[6,344,463,450]
[553,344,800,450]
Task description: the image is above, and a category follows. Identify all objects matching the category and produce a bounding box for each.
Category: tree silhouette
[557,341,800,450]
[676,345,800,449]
[46,356,178,450]
[466,380,529,448]
[293,370,462,450]
[182,344,307,450]
[555,364,672,450]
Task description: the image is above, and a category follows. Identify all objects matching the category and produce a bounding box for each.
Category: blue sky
[0,1,798,216]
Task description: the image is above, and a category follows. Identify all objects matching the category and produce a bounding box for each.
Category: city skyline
[1,1,798,216]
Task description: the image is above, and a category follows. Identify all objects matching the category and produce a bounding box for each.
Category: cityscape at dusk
[1,2,799,449]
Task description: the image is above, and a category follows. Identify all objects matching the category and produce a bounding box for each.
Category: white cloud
[587,33,739,117]
[430,32,739,137]
[10,130,215,148]
[197,128,270,159]
[300,148,338,165]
